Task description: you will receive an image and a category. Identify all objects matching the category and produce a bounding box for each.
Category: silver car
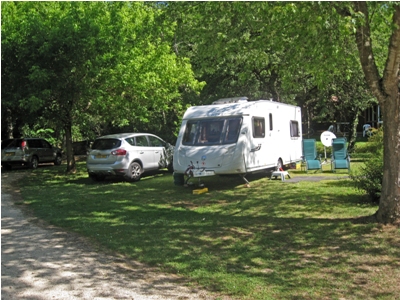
[86,133,174,182]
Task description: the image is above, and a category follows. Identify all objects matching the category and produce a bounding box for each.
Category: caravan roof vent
[212,96,248,105]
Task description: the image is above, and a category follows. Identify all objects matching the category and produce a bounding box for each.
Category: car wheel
[54,155,62,166]
[127,162,142,181]
[89,173,106,182]
[30,156,39,169]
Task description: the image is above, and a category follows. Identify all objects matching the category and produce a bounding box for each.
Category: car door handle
[140,151,144,154]
[154,151,160,154]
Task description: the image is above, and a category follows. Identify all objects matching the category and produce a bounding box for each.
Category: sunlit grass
[15,161,400,300]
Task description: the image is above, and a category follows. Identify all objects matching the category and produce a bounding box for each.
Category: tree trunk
[376,94,400,224]
[64,121,76,174]
[353,2,400,224]
[5,109,14,139]
[347,109,360,153]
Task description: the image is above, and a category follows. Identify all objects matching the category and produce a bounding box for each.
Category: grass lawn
[14,160,400,300]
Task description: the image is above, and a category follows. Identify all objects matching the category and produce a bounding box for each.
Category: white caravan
[173,97,303,183]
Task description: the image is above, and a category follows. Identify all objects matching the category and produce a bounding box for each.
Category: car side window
[29,140,40,148]
[135,136,149,147]
[125,137,136,146]
[148,136,164,147]
[41,140,51,148]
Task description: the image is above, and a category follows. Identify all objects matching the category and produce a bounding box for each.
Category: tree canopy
[1,1,204,172]
[165,2,399,224]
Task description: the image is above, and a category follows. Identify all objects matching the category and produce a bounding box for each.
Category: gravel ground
[1,172,224,300]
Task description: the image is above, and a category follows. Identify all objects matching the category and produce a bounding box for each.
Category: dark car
[1,138,63,170]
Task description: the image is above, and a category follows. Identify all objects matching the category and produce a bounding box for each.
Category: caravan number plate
[193,170,215,177]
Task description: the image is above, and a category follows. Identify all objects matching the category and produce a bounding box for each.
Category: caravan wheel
[276,158,283,171]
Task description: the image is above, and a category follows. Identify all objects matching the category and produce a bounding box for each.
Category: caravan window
[253,117,265,138]
[290,120,300,137]
[225,119,241,142]
[183,118,242,146]
[183,122,198,144]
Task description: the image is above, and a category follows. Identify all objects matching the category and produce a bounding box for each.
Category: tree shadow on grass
[64,169,172,185]
[15,166,400,299]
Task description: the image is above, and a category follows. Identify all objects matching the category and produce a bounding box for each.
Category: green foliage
[350,128,384,203]
[1,1,204,169]
[20,125,58,146]
[316,141,332,158]
[166,1,379,152]
[354,128,383,154]
[352,156,383,203]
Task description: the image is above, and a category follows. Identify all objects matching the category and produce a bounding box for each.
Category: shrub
[350,128,383,203]
[351,155,383,203]
[316,142,331,158]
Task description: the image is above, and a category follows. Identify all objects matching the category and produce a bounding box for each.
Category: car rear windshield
[5,139,23,148]
[92,139,121,150]
[1,139,15,149]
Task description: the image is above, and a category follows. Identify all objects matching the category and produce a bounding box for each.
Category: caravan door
[264,112,278,167]
[246,112,278,171]
[246,116,268,170]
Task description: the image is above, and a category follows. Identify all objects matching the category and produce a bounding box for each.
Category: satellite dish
[320,131,337,147]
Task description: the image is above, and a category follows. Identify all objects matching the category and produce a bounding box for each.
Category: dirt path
[1,172,222,300]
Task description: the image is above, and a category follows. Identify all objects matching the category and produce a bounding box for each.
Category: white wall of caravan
[173,100,302,176]
[236,102,302,173]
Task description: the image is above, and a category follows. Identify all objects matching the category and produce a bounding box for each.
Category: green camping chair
[302,139,322,173]
[331,137,350,172]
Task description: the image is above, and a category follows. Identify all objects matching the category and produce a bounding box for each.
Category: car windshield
[92,139,121,150]
[182,117,242,146]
